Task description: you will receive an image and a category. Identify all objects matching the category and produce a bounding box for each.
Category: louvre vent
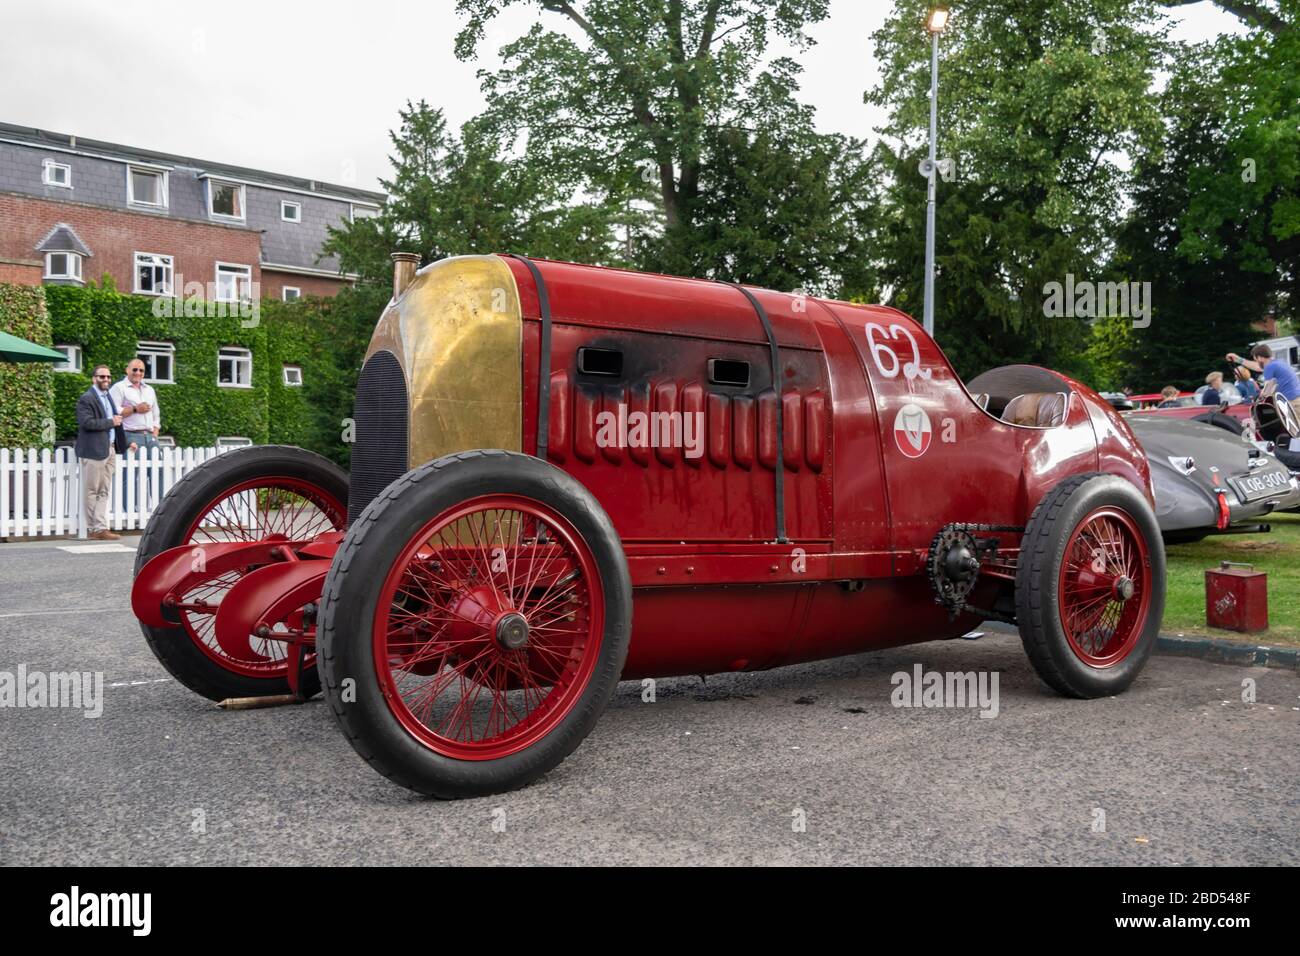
[347,350,408,524]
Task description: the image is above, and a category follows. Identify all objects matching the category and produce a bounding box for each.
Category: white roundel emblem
[893,403,932,458]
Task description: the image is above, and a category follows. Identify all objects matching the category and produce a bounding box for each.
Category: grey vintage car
[1127,414,1300,543]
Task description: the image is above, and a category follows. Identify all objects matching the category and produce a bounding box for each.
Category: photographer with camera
[1228,345,1300,419]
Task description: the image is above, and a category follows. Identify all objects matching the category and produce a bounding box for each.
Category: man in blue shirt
[1229,345,1300,420]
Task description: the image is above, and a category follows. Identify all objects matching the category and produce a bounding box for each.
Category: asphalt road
[2,537,1298,866]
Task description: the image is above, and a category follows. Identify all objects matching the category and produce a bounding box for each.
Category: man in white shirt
[110,358,161,510]
[110,359,161,451]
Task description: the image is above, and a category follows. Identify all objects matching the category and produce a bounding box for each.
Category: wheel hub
[495,611,530,650]
[1113,576,1135,601]
[448,584,509,643]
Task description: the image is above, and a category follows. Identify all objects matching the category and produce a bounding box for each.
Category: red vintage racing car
[131,254,1166,797]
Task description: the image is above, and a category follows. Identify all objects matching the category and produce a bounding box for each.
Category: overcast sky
[0,1,1243,194]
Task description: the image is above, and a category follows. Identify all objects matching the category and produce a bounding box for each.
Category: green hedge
[0,284,55,447]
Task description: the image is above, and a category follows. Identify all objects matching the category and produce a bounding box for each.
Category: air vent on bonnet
[347,350,408,524]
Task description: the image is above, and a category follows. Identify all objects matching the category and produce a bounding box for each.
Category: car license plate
[1229,469,1292,502]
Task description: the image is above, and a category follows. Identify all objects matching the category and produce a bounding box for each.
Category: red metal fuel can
[1205,561,1268,632]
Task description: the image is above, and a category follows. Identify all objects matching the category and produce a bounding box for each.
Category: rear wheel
[1015,473,1165,698]
[135,445,347,701]
[318,450,632,798]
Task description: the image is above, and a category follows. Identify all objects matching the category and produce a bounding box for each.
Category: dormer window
[36,222,91,285]
[128,167,166,207]
[208,179,245,220]
[42,160,71,188]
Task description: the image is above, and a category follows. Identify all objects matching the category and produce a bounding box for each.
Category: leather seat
[1002,392,1067,427]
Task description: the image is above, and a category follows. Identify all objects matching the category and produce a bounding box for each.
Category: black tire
[317,449,633,799]
[1272,444,1300,471]
[1015,473,1166,698]
[134,445,348,702]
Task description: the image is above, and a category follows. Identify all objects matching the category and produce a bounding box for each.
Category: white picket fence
[1,445,230,539]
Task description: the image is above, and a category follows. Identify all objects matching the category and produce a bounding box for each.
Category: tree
[1172,3,1298,321]
[1111,3,1297,389]
[452,1,878,294]
[455,1,830,230]
[865,0,1166,379]
[323,100,621,284]
[1160,0,1287,35]
[651,119,881,297]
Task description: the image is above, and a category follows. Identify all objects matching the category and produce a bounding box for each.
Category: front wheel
[1015,473,1165,698]
[317,450,632,798]
[134,445,348,701]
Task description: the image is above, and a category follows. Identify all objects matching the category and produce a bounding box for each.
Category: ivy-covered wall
[262,298,313,449]
[3,280,385,466]
[0,284,55,447]
[45,283,272,446]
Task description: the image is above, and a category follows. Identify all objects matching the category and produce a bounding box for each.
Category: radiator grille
[348,350,408,524]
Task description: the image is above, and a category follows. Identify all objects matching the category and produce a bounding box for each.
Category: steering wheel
[1276,393,1300,438]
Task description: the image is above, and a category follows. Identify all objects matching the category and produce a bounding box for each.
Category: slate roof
[35,222,92,256]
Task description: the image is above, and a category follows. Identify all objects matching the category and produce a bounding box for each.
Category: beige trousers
[1290,396,1300,423]
[81,455,116,534]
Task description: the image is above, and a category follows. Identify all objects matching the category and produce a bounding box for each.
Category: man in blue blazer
[75,364,133,540]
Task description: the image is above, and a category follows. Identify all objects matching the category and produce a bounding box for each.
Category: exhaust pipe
[391,252,421,299]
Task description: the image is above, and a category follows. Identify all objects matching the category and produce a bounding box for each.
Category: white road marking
[107,678,172,688]
[57,544,135,554]
[0,607,121,619]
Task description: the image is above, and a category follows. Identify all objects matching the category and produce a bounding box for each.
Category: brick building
[0,121,384,302]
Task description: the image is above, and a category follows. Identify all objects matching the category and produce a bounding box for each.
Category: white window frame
[282,286,301,302]
[133,252,174,296]
[280,200,302,223]
[136,340,175,384]
[215,262,253,303]
[218,346,253,389]
[216,436,253,450]
[42,160,72,188]
[351,203,378,221]
[282,364,303,387]
[127,166,168,208]
[52,344,83,373]
[43,251,83,281]
[207,179,246,221]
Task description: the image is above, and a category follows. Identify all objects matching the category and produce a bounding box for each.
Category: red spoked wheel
[134,445,349,702]
[1057,507,1153,667]
[1016,473,1165,699]
[318,450,632,798]
[177,476,345,677]
[374,495,603,760]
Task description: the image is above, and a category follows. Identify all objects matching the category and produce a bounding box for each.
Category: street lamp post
[922,7,948,339]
